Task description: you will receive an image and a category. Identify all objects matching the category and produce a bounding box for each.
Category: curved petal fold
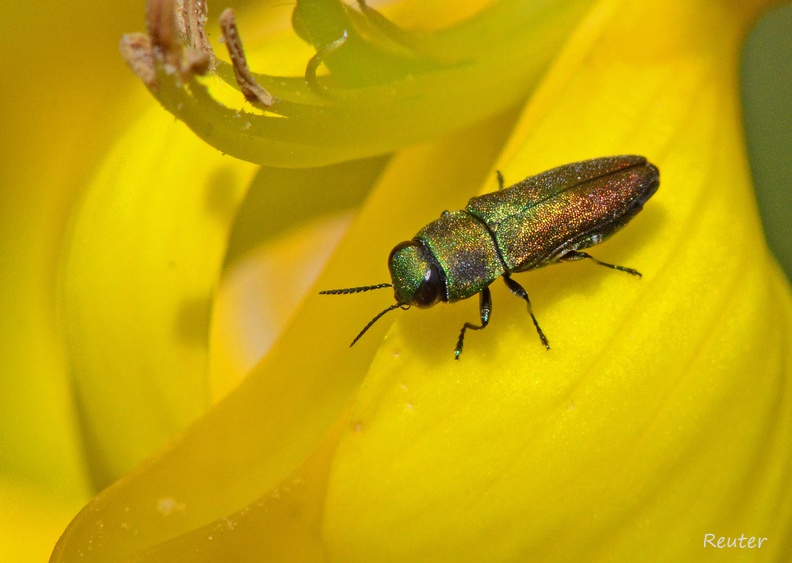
[53,0,791,561]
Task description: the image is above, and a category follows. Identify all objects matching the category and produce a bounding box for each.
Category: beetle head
[388,241,445,308]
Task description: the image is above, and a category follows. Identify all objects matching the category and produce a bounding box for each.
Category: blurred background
[742,2,792,280]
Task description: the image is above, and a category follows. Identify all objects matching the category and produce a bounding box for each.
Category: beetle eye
[412,263,443,307]
[388,241,445,308]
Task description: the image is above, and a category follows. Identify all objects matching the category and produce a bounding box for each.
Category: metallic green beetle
[321,155,660,359]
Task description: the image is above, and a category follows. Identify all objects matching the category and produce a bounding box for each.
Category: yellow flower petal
[51,102,519,562]
[210,212,352,400]
[52,0,792,560]
[323,0,792,560]
[60,107,257,487]
[0,0,157,558]
[0,481,85,562]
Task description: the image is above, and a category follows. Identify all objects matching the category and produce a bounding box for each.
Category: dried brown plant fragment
[121,0,273,106]
[120,32,158,89]
[219,8,274,107]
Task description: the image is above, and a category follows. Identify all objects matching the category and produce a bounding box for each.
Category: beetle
[321,155,660,359]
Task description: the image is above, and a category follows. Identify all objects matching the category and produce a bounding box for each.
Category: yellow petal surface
[51,0,791,561]
[208,152,390,398]
[210,211,352,399]
[59,108,258,489]
[323,0,792,561]
[0,0,157,559]
[51,104,520,560]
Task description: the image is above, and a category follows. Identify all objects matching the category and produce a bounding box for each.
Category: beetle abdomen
[466,156,659,272]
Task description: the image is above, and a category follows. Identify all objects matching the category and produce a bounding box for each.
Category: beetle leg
[560,250,642,278]
[502,274,550,350]
[496,170,505,190]
[454,286,492,360]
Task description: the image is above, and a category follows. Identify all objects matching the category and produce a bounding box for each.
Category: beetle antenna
[350,302,408,347]
[320,283,392,295]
